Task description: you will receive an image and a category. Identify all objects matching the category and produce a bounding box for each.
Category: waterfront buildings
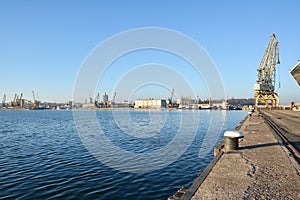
[134,98,166,109]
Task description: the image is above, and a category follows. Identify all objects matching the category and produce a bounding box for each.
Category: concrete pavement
[188,111,300,199]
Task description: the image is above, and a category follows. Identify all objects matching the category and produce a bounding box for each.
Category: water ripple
[0,110,246,199]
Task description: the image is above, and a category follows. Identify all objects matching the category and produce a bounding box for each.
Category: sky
[1,0,300,104]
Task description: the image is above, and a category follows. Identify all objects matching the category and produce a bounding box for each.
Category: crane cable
[278,64,281,89]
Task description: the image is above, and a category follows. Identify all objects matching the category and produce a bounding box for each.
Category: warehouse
[134,98,166,109]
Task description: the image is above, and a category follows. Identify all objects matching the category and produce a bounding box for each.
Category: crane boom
[32,91,36,102]
[167,88,175,108]
[256,33,280,92]
[95,93,100,102]
[13,94,17,102]
[111,92,117,108]
[170,88,174,101]
[94,92,100,107]
[112,92,116,103]
[2,94,6,103]
[2,94,6,108]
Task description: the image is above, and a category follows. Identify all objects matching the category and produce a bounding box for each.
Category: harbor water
[0,110,246,199]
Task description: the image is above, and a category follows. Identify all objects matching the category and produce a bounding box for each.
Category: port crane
[168,88,174,108]
[94,92,100,107]
[17,93,23,107]
[13,94,17,106]
[2,94,6,107]
[32,91,36,102]
[36,93,39,102]
[32,91,40,109]
[111,92,116,108]
[254,33,280,108]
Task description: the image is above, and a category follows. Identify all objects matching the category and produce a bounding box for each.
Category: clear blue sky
[1,0,300,104]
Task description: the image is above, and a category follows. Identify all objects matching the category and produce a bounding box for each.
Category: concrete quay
[261,109,300,155]
[182,110,300,200]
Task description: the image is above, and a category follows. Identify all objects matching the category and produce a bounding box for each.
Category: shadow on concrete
[290,141,300,150]
[240,142,300,165]
[239,142,281,150]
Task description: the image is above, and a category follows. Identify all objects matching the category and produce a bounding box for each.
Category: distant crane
[103,93,108,108]
[32,91,40,109]
[111,92,116,108]
[2,94,6,107]
[13,93,17,106]
[17,93,23,107]
[32,91,36,102]
[94,92,100,107]
[36,93,40,102]
[254,33,280,108]
[168,88,174,108]
[94,92,105,108]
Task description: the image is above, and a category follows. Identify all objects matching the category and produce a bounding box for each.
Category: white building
[134,99,166,109]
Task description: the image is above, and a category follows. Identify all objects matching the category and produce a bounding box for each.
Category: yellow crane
[254,34,280,108]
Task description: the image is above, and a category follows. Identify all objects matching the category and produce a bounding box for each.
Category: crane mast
[170,88,174,102]
[17,93,23,107]
[95,92,100,104]
[13,94,17,103]
[254,34,280,108]
[168,88,174,108]
[2,94,6,107]
[111,92,116,108]
[32,91,40,109]
[32,91,36,102]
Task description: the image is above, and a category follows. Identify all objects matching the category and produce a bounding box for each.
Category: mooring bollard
[224,131,244,151]
[248,109,254,117]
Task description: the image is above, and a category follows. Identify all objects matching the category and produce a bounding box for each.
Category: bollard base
[224,131,244,152]
[224,137,239,151]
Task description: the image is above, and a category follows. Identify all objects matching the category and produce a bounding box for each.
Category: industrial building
[134,98,166,109]
[290,61,300,87]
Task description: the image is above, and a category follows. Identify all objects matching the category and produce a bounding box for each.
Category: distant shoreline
[0,107,249,111]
